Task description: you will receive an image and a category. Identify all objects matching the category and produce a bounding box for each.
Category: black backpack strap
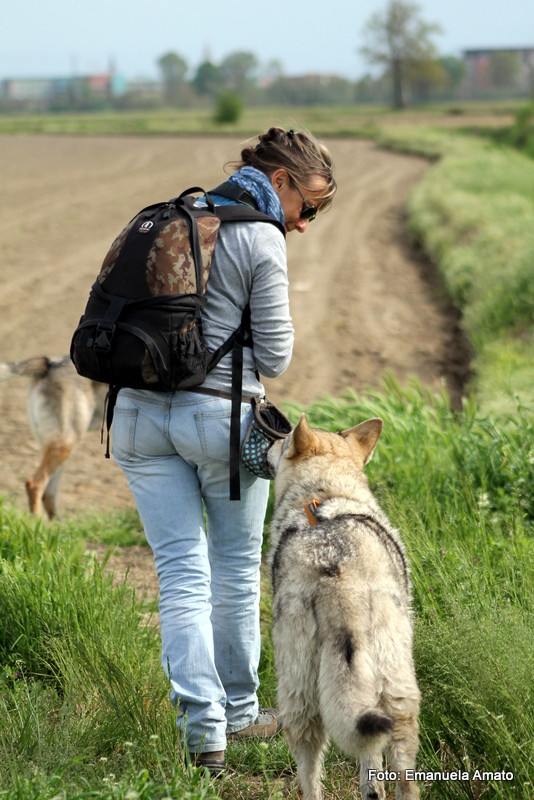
[210,181,258,209]
[175,186,214,211]
[229,335,244,502]
[203,195,284,499]
[228,306,253,501]
[101,385,120,458]
[93,292,128,353]
[214,204,286,237]
[209,202,284,499]
[176,194,209,294]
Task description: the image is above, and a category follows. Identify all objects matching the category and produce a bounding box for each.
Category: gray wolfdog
[0,356,107,518]
[268,415,420,800]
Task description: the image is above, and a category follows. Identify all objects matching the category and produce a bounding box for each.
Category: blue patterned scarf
[226,166,285,225]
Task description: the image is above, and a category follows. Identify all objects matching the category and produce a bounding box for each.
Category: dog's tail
[356,708,393,737]
[318,635,394,756]
[0,356,51,382]
[328,704,393,757]
[323,696,393,756]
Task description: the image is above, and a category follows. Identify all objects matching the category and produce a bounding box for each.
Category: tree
[261,59,284,85]
[267,75,355,106]
[354,73,390,104]
[360,1,442,108]
[157,51,189,106]
[219,51,259,98]
[408,58,448,102]
[439,56,466,97]
[191,60,222,98]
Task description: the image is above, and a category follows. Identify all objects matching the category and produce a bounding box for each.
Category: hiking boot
[190,750,226,777]
[227,708,282,739]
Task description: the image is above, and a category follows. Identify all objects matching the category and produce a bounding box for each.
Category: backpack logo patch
[138,220,154,233]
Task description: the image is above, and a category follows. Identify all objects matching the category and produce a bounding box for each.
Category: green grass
[0,105,374,137]
[0,99,524,138]
[60,507,145,547]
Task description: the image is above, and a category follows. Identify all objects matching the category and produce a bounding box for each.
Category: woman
[112,127,336,774]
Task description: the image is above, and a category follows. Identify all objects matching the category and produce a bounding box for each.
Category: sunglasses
[289,177,317,222]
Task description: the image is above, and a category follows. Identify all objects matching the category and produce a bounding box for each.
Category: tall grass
[467,103,534,161]
[0,503,183,796]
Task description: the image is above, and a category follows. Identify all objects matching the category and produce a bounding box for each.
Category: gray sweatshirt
[200,220,294,397]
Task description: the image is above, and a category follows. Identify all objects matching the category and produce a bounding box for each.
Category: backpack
[70,183,285,500]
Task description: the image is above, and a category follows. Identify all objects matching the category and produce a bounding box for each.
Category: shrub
[213,91,243,124]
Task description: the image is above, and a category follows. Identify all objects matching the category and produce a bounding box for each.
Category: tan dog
[268,415,420,800]
[0,356,107,518]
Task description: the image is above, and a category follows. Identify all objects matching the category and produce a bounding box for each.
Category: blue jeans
[112,388,270,753]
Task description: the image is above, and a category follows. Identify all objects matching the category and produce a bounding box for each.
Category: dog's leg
[395,777,420,800]
[42,465,66,519]
[25,441,72,519]
[359,755,386,800]
[385,713,420,800]
[285,722,327,800]
[25,472,44,517]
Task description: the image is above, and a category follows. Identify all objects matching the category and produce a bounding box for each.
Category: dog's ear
[286,413,319,459]
[340,417,383,465]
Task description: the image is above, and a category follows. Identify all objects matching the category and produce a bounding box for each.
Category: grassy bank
[376,125,534,416]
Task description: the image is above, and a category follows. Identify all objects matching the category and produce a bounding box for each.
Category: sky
[2,0,533,82]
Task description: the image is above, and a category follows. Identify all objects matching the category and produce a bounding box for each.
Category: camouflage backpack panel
[96,211,220,297]
[97,217,137,285]
[146,215,220,296]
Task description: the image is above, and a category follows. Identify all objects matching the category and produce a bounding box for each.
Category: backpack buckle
[94,323,116,352]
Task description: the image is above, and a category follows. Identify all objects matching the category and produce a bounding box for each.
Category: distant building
[462,47,534,95]
[1,77,63,102]
[1,72,127,106]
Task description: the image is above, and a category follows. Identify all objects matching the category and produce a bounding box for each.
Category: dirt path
[0,135,469,520]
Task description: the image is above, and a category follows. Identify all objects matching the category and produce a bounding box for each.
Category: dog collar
[304,499,321,526]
